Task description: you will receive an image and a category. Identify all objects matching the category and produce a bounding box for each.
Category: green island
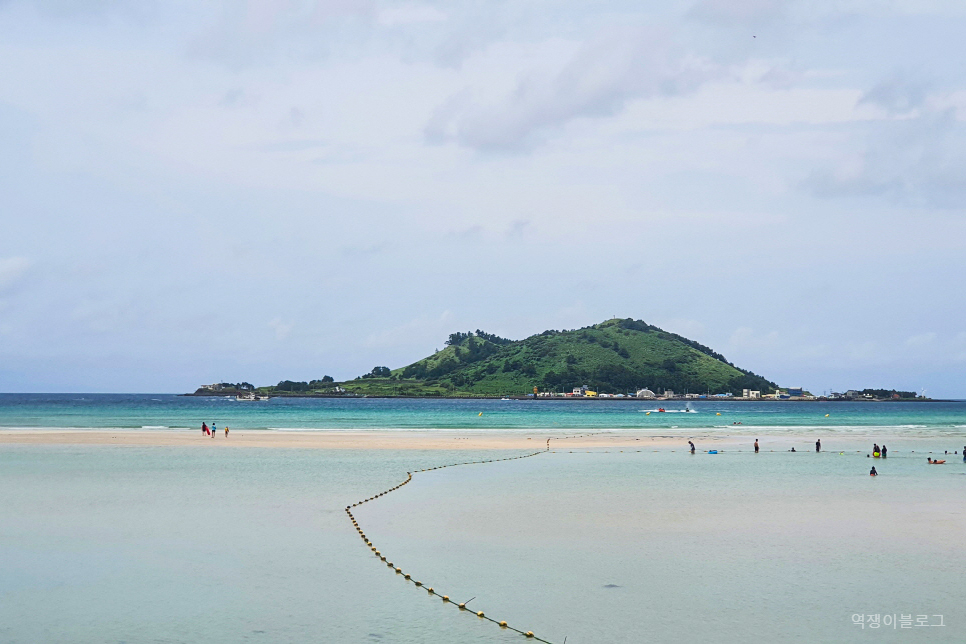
[191,318,926,400]
[194,318,782,398]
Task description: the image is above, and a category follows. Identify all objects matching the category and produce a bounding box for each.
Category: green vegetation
[251,318,777,397]
[191,381,254,395]
[860,388,919,400]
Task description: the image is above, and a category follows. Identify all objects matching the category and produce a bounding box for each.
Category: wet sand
[0,429,927,453]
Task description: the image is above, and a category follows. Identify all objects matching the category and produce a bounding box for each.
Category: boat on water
[235,392,270,401]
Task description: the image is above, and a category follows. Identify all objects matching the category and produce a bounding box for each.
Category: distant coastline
[182,392,939,402]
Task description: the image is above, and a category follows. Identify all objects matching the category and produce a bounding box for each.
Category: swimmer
[881,444,887,457]
[790,447,796,452]
[870,466,877,476]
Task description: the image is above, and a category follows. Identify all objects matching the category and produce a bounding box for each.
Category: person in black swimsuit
[688,440,695,454]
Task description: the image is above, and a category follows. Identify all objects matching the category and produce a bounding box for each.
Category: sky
[1,0,965,396]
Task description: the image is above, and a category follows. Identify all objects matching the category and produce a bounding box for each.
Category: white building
[742,389,761,399]
[635,388,656,399]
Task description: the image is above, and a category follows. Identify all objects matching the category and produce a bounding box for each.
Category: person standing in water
[881,444,887,457]
[870,466,878,476]
[754,439,759,453]
[816,439,821,452]
[688,440,695,454]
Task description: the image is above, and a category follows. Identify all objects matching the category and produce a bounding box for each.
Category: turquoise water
[1,394,965,434]
[1,444,963,643]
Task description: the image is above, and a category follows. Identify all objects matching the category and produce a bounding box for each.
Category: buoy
[426,587,433,593]
[716,412,721,415]
[414,581,422,586]
[458,603,466,610]
[477,611,484,618]
[825,414,829,417]
[499,621,507,628]
[479,412,483,416]
[404,574,410,579]
[442,596,450,602]
[526,632,534,638]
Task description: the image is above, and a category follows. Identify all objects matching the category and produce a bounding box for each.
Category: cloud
[687,0,785,28]
[268,317,293,340]
[858,71,930,115]
[0,257,30,293]
[424,26,719,151]
[904,331,936,347]
[728,326,780,350]
[803,107,966,207]
[377,3,445,27]
[186,0,377,68]
[364,310,453,349]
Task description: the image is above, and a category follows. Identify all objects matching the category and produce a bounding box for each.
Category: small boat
[657,408,666,412]
[501,397,511,401]
[236,393,269,401]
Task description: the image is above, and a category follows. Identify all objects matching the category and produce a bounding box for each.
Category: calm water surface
[1,394,965,434]
[2,442,964,643]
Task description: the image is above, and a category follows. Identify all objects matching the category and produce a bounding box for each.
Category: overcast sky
[2,0,965,396]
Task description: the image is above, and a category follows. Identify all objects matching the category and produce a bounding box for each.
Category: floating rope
[345,446,554,643]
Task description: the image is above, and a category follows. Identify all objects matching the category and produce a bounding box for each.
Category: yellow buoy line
[345,446,554,643]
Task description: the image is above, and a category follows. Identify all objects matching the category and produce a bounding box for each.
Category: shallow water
[1,394,965,435]
[2,443,963,642]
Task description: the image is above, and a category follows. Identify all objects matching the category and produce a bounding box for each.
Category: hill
[257,318,776,397]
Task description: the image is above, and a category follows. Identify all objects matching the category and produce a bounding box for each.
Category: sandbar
[0,429,920,452]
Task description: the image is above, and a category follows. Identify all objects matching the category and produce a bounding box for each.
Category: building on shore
[635,388,657,399]
[742,389,761,399]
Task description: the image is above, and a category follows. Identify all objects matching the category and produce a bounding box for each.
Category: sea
[1,393,965,435]
[2,395,964,643]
